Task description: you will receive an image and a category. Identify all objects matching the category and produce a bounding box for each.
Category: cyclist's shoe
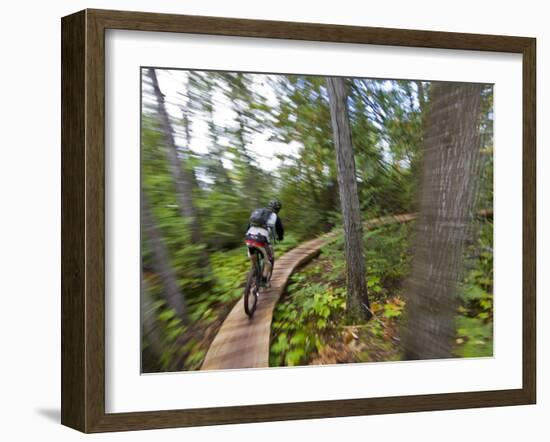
[261,276,271,288]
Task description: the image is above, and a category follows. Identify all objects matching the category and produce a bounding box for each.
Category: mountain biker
[245,200,284,287]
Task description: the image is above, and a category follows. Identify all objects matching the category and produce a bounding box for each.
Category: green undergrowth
[454,220,494,358]
[269,220,494,367]
[270,223,411,367]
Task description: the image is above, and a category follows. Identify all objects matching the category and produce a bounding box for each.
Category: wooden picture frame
[61,8,536,433]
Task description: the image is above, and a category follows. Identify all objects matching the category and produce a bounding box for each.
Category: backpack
[249,208,272,228]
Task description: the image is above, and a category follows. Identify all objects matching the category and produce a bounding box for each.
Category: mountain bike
[243,241,274,318]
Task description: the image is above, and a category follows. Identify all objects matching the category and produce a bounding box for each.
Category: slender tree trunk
[402,82,483,360]
[326,77,372,322]
[148,68,202,245]
[141,190,188,322]
[180,106,202,193]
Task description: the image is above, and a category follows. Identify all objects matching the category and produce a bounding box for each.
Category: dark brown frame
[61,8,536,433]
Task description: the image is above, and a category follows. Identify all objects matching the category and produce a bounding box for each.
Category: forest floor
[269,220,494,367]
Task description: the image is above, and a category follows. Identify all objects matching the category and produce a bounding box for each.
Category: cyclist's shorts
[245,232,269,250]
[245,232,272,261]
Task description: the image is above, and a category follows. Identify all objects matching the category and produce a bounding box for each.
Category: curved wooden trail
[201,213,416,371]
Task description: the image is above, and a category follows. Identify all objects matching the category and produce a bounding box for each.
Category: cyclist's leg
[261,244,274,282]
[246,245,257,268]
[266,244,274,279]
[256,245,272,281]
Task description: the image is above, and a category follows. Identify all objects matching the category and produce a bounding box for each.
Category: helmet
[268,199,282,213]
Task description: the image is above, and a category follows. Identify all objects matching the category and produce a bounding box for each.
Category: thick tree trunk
[141,190,188,322]
[326,77,371,322]
[402,82,483,360]
[148,68,202,245]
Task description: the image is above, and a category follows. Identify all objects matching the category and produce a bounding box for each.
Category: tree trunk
[402,82,483,360]
[326,77,371,322]
[141,190,188,323]
[148,68,202,245]
[180,106,203,194]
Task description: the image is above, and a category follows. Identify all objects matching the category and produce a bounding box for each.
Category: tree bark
[326,77,371,322]
[141,190,188,323]
[402,82,483,360]
[148,68,202,245]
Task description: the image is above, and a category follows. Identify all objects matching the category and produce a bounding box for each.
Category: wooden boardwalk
[201,213,416,371]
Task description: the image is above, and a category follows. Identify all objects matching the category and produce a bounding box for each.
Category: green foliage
[270,223,412,367]
[141,288,189,372]
[382,298,405,319]
[455,316,493,358]
[349,80,422,216]
[454,219,494,358]
[270,281,346,366]
[363,223,412,295]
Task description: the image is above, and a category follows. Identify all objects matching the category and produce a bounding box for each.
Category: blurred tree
[186,72,232,187]
[326,76,372,322]
[218,72,271,209]
[269,75,340,235]
[349,79,423,215]
[183,72,244,250]
[141,190,188,323]
[147,68,204,248]
[402,82,483,359]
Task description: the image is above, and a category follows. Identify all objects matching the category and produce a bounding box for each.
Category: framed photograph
[61,9,536,433]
